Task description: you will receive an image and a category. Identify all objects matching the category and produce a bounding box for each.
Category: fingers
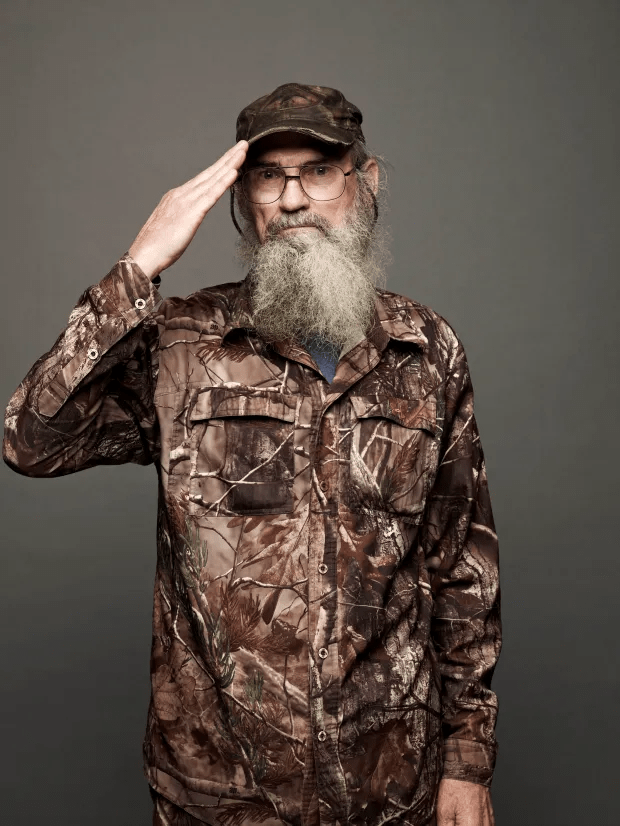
[190,140,248,187]
[209,139,248,176]
[195,158,243,213]
[187,141,248,213]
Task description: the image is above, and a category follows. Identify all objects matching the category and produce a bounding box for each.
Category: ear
[361,157,379,195]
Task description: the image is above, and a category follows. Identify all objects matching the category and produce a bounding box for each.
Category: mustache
[266,211,333,239]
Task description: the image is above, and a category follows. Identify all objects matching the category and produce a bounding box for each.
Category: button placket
[307,401,344,800]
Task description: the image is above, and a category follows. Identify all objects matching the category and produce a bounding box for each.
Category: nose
[278,174,311,212]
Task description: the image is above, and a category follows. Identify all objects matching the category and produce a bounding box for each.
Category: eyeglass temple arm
[230,186,245,237]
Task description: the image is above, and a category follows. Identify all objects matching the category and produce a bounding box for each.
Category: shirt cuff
[441,738,497,787]
[122,251,162,286]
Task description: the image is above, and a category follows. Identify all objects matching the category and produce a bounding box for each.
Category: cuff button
[87,348,98,360]
[135,298,147,310]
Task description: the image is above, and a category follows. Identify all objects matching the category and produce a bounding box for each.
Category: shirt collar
[373,289,428,352]
[221,276,254,341]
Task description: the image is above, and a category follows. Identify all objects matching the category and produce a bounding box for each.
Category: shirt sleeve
[3,253,163,477]
[421,333,502,787]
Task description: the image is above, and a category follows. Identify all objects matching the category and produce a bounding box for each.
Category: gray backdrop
[2,1,618,823]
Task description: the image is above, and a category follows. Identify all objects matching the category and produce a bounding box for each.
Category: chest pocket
[188,387,297,516]
[343,395,438,523]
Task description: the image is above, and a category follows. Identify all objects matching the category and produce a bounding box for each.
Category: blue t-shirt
[304,335,339,383]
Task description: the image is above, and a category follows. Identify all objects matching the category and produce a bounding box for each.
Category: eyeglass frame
[238,163,357,204]
[229,161,379,237]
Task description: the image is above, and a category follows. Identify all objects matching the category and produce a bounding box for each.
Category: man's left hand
[436,778,495,825]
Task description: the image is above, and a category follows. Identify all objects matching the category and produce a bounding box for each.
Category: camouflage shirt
[3,253,501,826]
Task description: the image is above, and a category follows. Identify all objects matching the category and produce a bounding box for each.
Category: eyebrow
[249,157,335,168]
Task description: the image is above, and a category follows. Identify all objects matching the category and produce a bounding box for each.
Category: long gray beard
[236,189,387,357]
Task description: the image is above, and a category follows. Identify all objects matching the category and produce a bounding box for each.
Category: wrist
[126,245,163,282]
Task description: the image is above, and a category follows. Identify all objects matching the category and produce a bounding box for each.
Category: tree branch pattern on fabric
[3,254,501,826]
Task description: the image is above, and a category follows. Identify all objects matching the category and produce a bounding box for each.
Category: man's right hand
[127,140,248,281]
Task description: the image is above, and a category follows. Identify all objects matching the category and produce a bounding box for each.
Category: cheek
[326,184,358,226]
[250,207,274,241]
[343,183,359,213]
[324,200,352,228]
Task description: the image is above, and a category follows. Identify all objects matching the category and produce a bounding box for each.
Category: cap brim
[245,120,355,146]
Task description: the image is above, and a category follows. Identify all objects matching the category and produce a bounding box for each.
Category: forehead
[247,132,350,166]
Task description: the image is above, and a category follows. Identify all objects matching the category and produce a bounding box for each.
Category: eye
[311,165,329,177]
[259,169,277,181]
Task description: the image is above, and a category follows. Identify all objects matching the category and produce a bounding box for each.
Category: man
[3,84,501,826]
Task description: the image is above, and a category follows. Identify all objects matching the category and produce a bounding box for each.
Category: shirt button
[318,647,328,659]
[134,298,146,310]
[318,563,328,575]
[319,481,328,492]
[87,347,98,360]
[317,730,327,742]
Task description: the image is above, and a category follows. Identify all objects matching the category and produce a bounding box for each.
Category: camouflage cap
[236,83,365,147]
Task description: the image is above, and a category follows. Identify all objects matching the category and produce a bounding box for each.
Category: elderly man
[3,84,501,826]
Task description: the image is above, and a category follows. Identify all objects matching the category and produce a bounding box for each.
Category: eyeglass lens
[242,165,347,204]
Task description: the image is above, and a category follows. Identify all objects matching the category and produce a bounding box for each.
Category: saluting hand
[128,140,248,280]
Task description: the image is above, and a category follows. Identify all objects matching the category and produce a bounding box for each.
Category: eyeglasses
[239,164,355,204]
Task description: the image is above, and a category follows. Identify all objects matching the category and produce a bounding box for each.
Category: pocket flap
[350,395,437,434]
[189,387,297,422]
